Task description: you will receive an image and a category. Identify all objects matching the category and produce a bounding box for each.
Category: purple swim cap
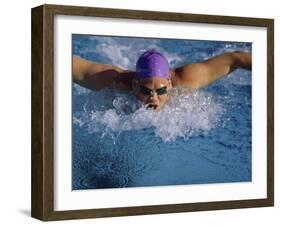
[136,49,170,79]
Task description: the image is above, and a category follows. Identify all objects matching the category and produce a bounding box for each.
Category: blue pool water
[72,35,252,190]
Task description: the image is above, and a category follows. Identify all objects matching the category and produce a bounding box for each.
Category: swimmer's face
[133,77,172,111]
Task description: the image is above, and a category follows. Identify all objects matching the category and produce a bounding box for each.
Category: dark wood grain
[31,4,274,221]
[31,5,55,221]
[43,198,272,221]
[44,4,272,26]
[267,19,274,206]
[31,5,44,220]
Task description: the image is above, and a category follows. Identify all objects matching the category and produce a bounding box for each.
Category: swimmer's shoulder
[170,67,194,88]
[171,64,206,89]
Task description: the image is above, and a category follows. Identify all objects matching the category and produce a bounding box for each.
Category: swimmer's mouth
[147,104,159,110]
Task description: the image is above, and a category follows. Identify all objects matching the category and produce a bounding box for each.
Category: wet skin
[133,77,172,111]
[72,51,252,110]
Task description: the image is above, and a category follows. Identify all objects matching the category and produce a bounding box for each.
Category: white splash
[73,88,224,142]
[88,36,185,70]
[72,36,251,142]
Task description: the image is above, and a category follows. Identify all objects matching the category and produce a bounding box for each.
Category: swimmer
[73,49,251,111]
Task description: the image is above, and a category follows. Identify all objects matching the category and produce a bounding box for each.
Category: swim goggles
[139,85,168,96]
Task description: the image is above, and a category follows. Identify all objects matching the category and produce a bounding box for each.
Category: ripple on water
[72,136,161,189]
[79,174,130,189]
[72,82,251,189]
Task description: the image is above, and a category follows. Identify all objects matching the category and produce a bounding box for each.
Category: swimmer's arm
[73,56,126,90]
[174,51,252,89]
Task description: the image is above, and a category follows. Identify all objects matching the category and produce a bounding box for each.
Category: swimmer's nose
[149,92,158,101]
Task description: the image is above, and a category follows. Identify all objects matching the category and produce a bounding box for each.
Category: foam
[73,86,224,142]
[72,36,251,142]
[77,36,185,70]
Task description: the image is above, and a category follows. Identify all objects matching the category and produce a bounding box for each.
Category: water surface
[72,35,252,190]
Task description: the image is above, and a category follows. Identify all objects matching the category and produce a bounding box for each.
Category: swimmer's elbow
[73,72,84,83]
[231,51,252,71]
[73,56,86,81]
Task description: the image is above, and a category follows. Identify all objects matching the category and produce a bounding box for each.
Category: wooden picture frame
[31,4,274,221]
